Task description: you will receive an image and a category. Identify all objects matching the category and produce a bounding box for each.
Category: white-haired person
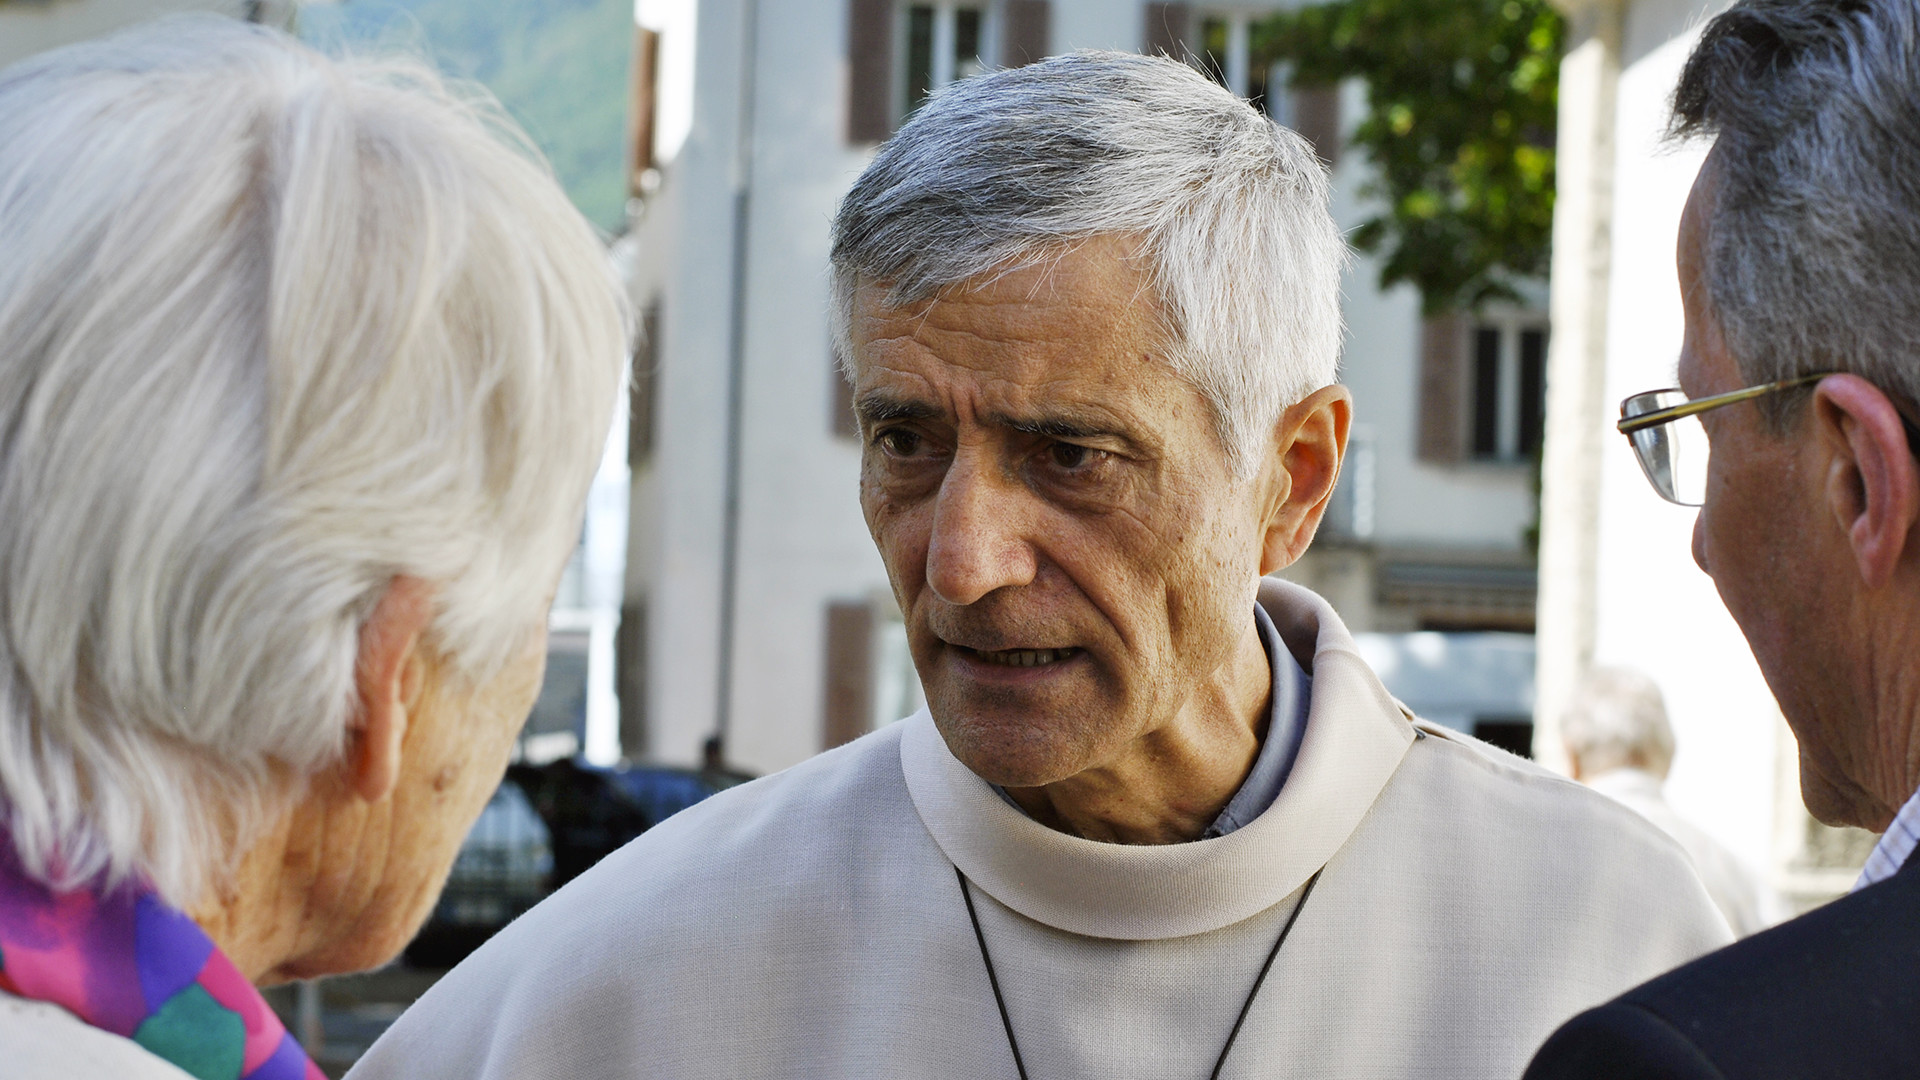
[0,17,626,1080]
[1563,667,1776,937]
[353,53,1726,1080]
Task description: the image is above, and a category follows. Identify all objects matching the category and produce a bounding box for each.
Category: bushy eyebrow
[854,392,937,425]
[989,413,1116,441]
[854,391,1132,445]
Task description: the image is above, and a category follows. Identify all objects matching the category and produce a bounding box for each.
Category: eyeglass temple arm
[1616,372,1831,435]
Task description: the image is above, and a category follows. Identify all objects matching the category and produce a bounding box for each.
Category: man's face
[1678,161,1863,823]
[848,237,1286,788]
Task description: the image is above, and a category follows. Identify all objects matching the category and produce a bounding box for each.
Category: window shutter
[1418,312,1468,463]
[848,0,894,144]
[1143,2,1191,60]
[616,598,648,759]
[626,26,660,197]
[1291,83,1342,167]
[823,601,874,750]
[629,299,661,465]
[1002,0,1051,67]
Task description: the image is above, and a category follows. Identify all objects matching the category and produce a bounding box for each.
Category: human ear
[1259,384,1353,576]
[1813,375,1920,590]
[348,576,435,804]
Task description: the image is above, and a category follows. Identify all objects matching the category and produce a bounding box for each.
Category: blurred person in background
[1527,0,1920,1075]
[0,17,626,1080]
[1563,666,1776,937]
[354,52,1726,1080]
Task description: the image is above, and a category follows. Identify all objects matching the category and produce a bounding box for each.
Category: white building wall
[1586,4,1782,875]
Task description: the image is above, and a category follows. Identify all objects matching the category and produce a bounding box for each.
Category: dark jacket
[1522,850,1920,1079]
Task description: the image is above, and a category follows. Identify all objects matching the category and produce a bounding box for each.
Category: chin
[930,701,1117,788]
[1798,748,1883,831]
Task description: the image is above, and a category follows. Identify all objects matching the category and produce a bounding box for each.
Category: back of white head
[0,16,628,905]
[830,52,1346,476]
[1561,666,1677,779]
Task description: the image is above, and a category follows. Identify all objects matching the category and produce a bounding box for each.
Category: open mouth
[966,647,1081,668]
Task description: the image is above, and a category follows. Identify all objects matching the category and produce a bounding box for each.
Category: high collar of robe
[901,578,1416,942]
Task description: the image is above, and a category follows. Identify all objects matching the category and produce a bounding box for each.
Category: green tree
[1255,0,1562,315]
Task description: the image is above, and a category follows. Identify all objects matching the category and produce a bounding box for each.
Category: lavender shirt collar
[991,605,1313,839]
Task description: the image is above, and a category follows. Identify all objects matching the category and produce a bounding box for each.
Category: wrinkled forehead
[844,238,1191,417]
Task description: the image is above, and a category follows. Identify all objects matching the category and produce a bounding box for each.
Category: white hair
[1561,667,1677,779]
[0,17,629,905]
[829,51,1347,476]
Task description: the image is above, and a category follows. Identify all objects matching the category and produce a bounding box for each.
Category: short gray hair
[0,18,627,904]
[830,52,1346,475]
[1672,0,1920,426]
[1561,667,1676,778]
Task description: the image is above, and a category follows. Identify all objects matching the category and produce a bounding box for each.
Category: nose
[1692,511,1709,574]
[924,453,1037,606]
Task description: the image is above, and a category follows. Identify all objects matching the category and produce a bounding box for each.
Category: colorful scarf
[0,835,323,1080]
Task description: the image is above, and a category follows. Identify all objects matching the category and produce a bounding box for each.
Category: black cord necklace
[955,865,1325,1080]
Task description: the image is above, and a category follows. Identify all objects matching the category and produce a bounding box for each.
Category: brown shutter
[1418,312,1468,463]
[1143,2,1191,60]
[1291,83,1342,168]
[626,26,660,197]
[616,598,648,759]
[1002,0,1051,67]
[629,299,661,465]
[823,601,874,750]
[848,0,894,144]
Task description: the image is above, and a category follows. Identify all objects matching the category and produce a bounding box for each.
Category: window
[1190,9,1341,165]
[1418,312,1548,465]
[1468,318,1548,463]
[901,3,989,118]
[848,0,1050,144]
[1198,13,1270,114]
[822,598,927,750]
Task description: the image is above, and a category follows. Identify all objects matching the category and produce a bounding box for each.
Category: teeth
[976,648,1075,668]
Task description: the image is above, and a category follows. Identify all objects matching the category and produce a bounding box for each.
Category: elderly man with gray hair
[355,53,1725,1080]
[1563,667,1774,937]
[1526,0,1920,1076]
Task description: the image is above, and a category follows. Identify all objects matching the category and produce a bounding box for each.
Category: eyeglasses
[1619,371,1920,505]
[1617,372,1832,506]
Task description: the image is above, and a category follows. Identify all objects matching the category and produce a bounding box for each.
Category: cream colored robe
[349,581,1730,1080]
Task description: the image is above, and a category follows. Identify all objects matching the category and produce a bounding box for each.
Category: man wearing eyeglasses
[1526,1,1920,1076]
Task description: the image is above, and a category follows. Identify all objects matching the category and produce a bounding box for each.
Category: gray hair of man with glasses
[829,52,1347,478]
[1670,0,1920,427]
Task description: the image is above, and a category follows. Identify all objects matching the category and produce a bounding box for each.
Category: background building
[0,0,293,67]
[618,0,1550,777]
[1535,0,1872,910]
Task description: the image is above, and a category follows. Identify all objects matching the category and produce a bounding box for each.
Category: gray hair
[1672,0,1920,426]
[830,52,1346,475]
[0,17,628,904]
[1561,667,1677,778]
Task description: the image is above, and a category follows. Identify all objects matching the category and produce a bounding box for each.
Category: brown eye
[1050,443,1091,469]
[878,429,923,457]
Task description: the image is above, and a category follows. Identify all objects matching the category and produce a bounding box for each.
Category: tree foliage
[1255,0,1563,315]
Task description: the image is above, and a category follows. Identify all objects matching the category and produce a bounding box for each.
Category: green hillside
[299,0,632,232]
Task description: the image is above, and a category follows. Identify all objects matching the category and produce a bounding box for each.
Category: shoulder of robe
[1388,719,1731,931]
[0,993,197,1080]
[346,723,919,1079]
